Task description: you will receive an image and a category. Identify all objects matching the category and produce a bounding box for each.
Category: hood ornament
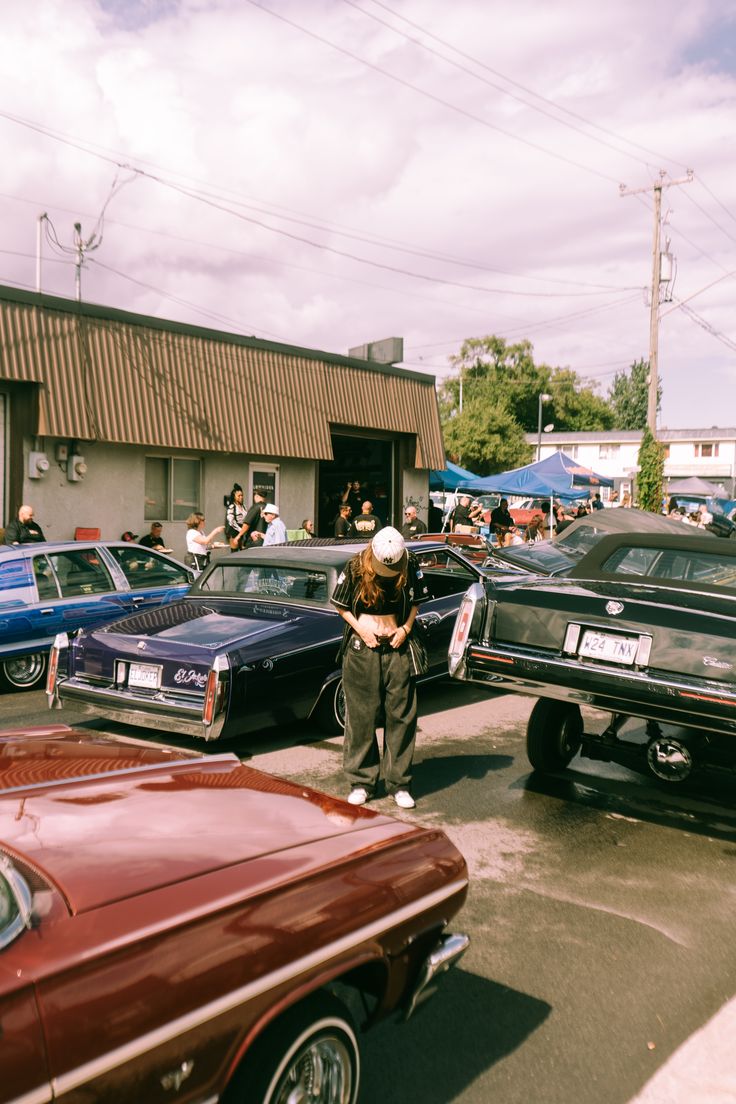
[605,600,624,616]
[137,640,147,650]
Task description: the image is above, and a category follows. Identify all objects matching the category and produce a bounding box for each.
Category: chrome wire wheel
[1,652,47,691]
[269,1027,356,1103]
[227,995,359,1104]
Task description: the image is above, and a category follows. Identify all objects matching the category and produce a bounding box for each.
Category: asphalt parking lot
[4,681,736,1103]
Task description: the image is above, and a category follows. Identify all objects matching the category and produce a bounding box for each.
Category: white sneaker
[393,790,416,810]
[347,787,369,806]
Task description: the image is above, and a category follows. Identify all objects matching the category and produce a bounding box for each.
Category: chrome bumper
[51,679,227,741]
[404,932,470,1020]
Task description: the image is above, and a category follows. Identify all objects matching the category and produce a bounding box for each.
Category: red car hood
[0,728,413,914]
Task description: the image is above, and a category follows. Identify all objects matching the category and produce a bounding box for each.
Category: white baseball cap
[263,503,279,515]
[370,526,407,576]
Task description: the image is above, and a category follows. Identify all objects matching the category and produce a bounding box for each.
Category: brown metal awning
[0,288,445,468]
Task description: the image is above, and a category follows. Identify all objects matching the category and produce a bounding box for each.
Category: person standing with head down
[331,527,430,810]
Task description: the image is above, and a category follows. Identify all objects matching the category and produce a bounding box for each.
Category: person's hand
[359,627,379,648]
[251,531,264,541]
[390,625,408,649]
[215,525,225,533]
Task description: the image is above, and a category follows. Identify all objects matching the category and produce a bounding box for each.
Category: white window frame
[248,462,280,506]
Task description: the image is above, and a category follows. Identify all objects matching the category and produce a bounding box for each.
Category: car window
[46,550,114,598]
[33,554,60,599]
[107,546,190,588]
[602,546,736,589]
[199,563,331,605]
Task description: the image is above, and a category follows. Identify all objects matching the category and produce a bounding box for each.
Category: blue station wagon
[0,541,193,691]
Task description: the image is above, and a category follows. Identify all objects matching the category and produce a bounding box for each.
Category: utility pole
[36,212,47,293]
[620,170,693,434]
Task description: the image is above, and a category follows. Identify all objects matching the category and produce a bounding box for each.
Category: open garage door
[318,432,395,537]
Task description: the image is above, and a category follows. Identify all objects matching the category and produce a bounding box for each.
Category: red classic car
[1,725,468,1104]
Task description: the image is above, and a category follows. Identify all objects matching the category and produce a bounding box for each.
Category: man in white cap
[331,526,430,810]
[262,504,287,546]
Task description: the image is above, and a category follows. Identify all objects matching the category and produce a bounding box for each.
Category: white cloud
[0,0,733,428]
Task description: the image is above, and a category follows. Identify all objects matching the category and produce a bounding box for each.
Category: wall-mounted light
[67,454,87,482]
[28,451,50,479]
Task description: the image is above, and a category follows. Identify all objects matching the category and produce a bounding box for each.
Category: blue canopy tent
[456,451,613,502]
[429,460,480,491]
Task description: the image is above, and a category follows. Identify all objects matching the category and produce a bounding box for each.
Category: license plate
[578,630,638,665]
[128,662,161,690]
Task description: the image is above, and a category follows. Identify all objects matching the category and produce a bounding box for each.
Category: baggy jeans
[342,636,418,795]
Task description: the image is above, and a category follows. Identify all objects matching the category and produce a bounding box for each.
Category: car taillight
[448,584,486,677]
[202,654,229,730]
[46,632,69,701]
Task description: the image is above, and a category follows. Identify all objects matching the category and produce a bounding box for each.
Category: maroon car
[1,726,468,1104]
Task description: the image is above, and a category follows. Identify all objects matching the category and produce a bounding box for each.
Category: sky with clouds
[1,0,734,430]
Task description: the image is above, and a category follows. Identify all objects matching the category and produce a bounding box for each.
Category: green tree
[637,427,665,512]
[608,359,661,430]
[438,335,614,471]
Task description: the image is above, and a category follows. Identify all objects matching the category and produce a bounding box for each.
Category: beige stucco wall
[20,439,317,561]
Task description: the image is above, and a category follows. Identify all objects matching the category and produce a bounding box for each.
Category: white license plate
[578,630,638,665]
[128,662,161,690]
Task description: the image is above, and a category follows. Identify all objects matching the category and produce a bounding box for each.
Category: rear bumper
[50,678,226,741]
[458,643,736,736]
[404,932,470,1020]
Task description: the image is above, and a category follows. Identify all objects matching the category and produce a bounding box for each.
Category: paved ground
[5,682,736,1103]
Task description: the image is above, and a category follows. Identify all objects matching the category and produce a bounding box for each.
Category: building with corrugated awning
[0,286,444,552]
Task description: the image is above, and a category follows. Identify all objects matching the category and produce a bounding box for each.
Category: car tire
[317,678,346,735]
[226,992,359,1104]
[0,652,48,693]
[527,698,583,772]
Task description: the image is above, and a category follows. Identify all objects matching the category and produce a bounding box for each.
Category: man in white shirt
[262,504,287,545]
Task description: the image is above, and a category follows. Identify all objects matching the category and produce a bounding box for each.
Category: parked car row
[0,540,193,691]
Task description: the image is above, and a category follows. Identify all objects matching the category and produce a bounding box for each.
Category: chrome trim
[468,642,736,699]
[0,755,238,796]
[51,876,468,1098]
[55,680,228,741]
[404,932,470,1019]
[5,1086,53,1104]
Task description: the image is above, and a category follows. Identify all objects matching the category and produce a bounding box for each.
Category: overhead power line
[358,0,691,174]
[243,0,624,185]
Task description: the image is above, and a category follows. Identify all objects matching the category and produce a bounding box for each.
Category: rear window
[602,546,736,591]
[198,563,331,605]
[107,546,190,589]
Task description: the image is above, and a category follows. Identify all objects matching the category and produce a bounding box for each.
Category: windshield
[198,563,331,605]
[491,541,578,576]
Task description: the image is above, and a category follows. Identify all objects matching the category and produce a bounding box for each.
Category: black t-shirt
[349,513,382,538]
[139,533,165,549]
[490,506,514,530]
[401,519,427,538]
[242,502,267,543]
[331,552,430,618]
[334,515,351,538]
[449,503,472,528]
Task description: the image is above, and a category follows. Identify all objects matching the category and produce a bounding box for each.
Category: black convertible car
[449,530,736,786]
[48,540,483,739]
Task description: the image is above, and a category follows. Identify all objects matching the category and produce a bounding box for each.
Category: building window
[556,445,578,458]
[598,444,620,460]
[694,443,719,458]
[145,457,202,521]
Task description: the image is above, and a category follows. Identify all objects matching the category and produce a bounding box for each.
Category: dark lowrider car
[48,541,484,740]
[449,531,736,786]
[0,541,193,692]
[483,507,714,579]
[0,725,468,1104]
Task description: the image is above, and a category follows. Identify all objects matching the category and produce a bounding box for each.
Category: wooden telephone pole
[620,170,693,434]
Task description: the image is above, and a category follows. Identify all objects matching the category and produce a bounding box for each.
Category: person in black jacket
[4,505,45,544]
